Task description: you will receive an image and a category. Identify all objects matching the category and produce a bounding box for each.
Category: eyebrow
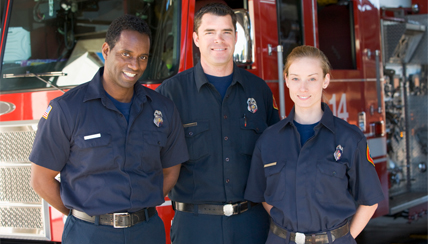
[121,49,149,56]
[203,28,234,32]
[289,73,318,76]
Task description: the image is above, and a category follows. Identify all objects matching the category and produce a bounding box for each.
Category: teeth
[213,48,225,51]
[124,72,136,77]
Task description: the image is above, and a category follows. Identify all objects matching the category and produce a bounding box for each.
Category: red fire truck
[0,0,426,243]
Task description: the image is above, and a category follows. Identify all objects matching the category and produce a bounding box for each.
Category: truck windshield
[1,0,180,92]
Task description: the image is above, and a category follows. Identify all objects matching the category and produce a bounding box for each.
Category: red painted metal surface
[413,0,428,14]
[156,197,175,243]
[178,0,195,72]
[302,0,317,47]
[253,0,279,81]
[143,84,160,90]
[0,91,66,122]
[50,207,65,242]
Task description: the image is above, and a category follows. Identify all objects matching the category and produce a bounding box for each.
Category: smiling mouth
[123,71,136,78]
[298,95,311,99]
[212,48,226,51]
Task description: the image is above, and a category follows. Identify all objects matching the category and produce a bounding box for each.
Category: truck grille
[0,167,41,203]
[0,130,36,163]
[0,121,50,240]
[0,207,43,229]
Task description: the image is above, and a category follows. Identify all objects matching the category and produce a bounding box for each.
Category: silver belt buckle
[113,213,131,228]
[295,232,305,244]
[223,204,234,216]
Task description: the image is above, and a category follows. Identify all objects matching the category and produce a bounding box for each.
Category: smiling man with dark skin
[30,14,188,244]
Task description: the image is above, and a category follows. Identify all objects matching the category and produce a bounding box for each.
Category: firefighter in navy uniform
[244,46,385,244]
[156,3,280,244]
[29,15,188,244]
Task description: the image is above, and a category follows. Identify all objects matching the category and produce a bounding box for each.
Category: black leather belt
[71,207,157,228]
[174,201,258,216]
[270,220,350,244]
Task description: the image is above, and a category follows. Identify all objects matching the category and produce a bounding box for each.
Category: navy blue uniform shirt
[245,103,385,233]
[156,62,280,204]
[30,68,189,216]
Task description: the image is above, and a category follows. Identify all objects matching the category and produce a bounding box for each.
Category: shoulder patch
[42,105,52,119]
[366,144,375,167]
[273,95,278,110]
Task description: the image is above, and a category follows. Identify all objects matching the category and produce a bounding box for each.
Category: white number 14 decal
[329,93,349,121]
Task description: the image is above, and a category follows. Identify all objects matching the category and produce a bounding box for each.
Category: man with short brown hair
[157,3,280,244]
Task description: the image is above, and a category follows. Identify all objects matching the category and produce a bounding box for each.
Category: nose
[214,33,224,43]
[299,80,308,91]
[128,57,139,70]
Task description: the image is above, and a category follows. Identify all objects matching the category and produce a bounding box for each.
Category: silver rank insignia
[334,145,343,161]
[153,110,163,127]
[247,98,258,113]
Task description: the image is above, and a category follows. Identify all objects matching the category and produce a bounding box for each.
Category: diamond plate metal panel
[0,122,51,240]
[382,21,407,63]
[0,166,41,204]
[408,14,428,65]
[0,206,43,229]
[0,130,36,163]
[382,15,427,65]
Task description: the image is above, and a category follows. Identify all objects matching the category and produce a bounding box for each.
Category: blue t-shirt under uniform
[294,120,319,146]
[105,92,133,123]
[205,73,233,100]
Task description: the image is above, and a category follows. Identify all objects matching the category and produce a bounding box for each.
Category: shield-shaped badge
[334,145,344,161]
[153,110,163,127]
[247,98,258,113]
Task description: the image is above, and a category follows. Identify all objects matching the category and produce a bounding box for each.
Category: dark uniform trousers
[266,230,357,244]
[62,212,165,244]
[171,203,269,244]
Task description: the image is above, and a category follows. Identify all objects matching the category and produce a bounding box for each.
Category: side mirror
[234,9,253,66]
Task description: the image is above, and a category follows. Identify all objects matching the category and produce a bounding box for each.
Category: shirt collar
[194,62,245,92]
[281,102,335,133]
[319,102,335,133]
[83,67,151,104]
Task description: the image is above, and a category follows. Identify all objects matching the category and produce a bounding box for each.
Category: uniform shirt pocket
[143,131,167,147]
[73,132,113,170]
[264,161,286,202]
[140,131,167,172]
[75,133,112,148]
[239,118,268,155]
[315,160,348,203]
[183,120,210,161]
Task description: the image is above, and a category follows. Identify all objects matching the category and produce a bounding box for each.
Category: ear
[235,31,238,44]
[323,73,330,89]
[101,42,110,60]
[284,73,289,88]
[193,32,199,48]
